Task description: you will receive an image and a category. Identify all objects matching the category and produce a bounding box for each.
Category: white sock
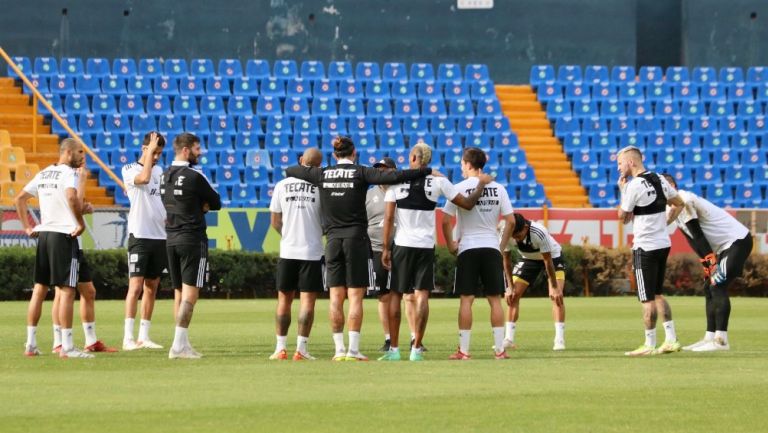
[705,331,716,341]
[275,335,287,352]
[555,322,565,341]
[62,328,74,352]
[172,326,188,352]
[644,329,657,348]
[124,318,135,341]
[26,326,37,347]
[348,331,361,353]
[391,346,399,353]
[83,322,97,346]
[715,330,728,344]
[505,321,516,342]
[332,332,345,354]
[662,320,677,343]
[53,325,62,348]
[138,320,151,342]
[459,329,471,354]
[384,333,391,341]
[297,336,308,354]
[492,327,504,354]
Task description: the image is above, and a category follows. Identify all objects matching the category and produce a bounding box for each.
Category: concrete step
[536,176,580,186]
[545,185,587,195]
[501,100,541,110]
[510,119,551,129]
[514,128,552,137]
[0,77,18,88]
[525,153,569,162]
[529,160,572,170]
[519,136,560,145]
[519,144,563,153]
[0,93,30,106]
[504,111,547,119]
[498,93,537,102]
[496,84,532,94]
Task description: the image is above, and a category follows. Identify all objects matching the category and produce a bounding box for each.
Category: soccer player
[268,148,324,361]
[499,213,566,351]
[440,147,516,360]
[15,138,93,358]
[286,136,435,361]
[662,174,753,352]
[617,146,685,356]
[380,142,491,361]
[161,132,221,359]
[121,132,167,350]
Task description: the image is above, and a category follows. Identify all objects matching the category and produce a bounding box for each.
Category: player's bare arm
[452,173,493,210]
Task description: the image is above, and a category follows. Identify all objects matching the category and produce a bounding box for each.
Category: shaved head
[58,137,84,168]
[301,147,323,167]
[59,137,80,154]
[617,145,645,178]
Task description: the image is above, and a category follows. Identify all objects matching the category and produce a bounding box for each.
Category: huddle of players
[16,132,751,360]
[17,131,220,359]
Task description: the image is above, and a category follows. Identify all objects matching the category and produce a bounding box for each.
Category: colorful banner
[3,207,767,255]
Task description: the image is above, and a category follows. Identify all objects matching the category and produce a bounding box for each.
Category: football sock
[459,329,471,354]
[124,318,135,341]
[138,320,151,342]
[83,322,97,346]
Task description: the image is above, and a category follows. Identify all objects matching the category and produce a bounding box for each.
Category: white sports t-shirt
[23,164,79,234]
[672,189,749,255]
[500,220,562,260]
[122,162,167,240]
[442,178,514,255]
[620,172,677,251]
[270,177,324,261]
[385,175,459,249]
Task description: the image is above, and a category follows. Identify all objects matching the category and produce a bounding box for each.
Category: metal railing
[0,47,125,191]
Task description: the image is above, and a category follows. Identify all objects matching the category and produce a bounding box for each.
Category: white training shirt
[269,176,324,261]
[671,189,750,255]
[620,173,678,251]
[122,162,167,240]
[442,178,514,255]
[500,220,562,260]
[385,175,459,249]
[23,164,79,234]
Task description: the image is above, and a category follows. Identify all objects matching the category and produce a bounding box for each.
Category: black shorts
[325,236,374,289]
[128,235,168,279]
[167,242,209,290]
[714,234,753,289]
[390,245,434,294]
[370,251,390,295]
[632,247,670,302]
[454,248,505,297]
[276,258,325,293]
[511,257,566,286]
[34,232,80,288]
[78,250,92,283]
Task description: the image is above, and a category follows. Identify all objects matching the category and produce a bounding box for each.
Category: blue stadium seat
[536,81,562,103]
[124,132,144,149]
[705,183,734,207]
[95,132,120,150]
[663,115,690,133]
[284,97,310,118]
[389,80,416,100]
[407,132,434,147]
[680,100,706,118]
[588,183,619,207]
[338,79,364,99]
[60,57,84,77]
[321,115,346,134]
[726,82,751,102]
[645,82,673,102]
[257,96,282,116]
[654,100,679,117]
[554,117,580,137]
[286,78,312,98]
[105,113,131,135]
[154,76,179,96]
[34,57,58,77]
[477,98,501,117]
[401,115,428,134]
[206,76,230,96]
[378,132,405,150]
[455,115,482,134]
[447,98,474,117]
[79,113,104,134]
[233,77,259,96]
[486,116,511,134]
[226,95,252,116]
[328,61,353,81]
[190,59,215,79]
[590,131,618,149]
[729,131,757,149]
[564,81,589,101]
[435,132,461,149]
[709,100,735,118]
[355,62,381,81]
[421,98,446,117]
[244,165,271,183]
[752,166,768,185]
[245,59,271,80]
[591,83,618,102]
[665,164,694,185]
[582,117,608,134]
[163,59,188,78]
[644,131,672,149]
[685,148,713,166]
[109,58,135,78]
[49,75,75,95]
[170,95,197,116]
[626,100,652,117]
[357,149,385,166]
[235,131,260,149]
[509,165,536,185]
[63,94,89,115]
[580,164,609,186]
[410,63,435,82]
[699,131,727,149]
[719,67,744,84]
[666,66,690,83]
[273,60,298,80]
[746,66,767,87]
[437,63,462,83]
[611,66,635,83]
[557,65,582,83]
[23,74,48,94]
[671,131,697,149]
[584,65,609,84]
[146,95,172,116]
[713,149,736,166]
[637,116,662,134]
[700,82,726,103]
[638,66,663,83]
[618,82,644,101]
[231,184,258,205]
[99,75,126,95]
[339,98,365,117]
[692,67,716,84]
[571,149,600,168]
[293,115,320,134]
[7,56,31,78]
[746,116,768,133]
[571,100,598,119]
[264,132,291,150]
[300,61,325,80]
[734,183,762,207]
[465,64,490,82]
[292,132,319,150]
[417,80,442,99]
[92,95,117,115]
[360,79,387,99]
[520,183,547,203]
[217,149,246,166]
[599,99,625,119]
[439,81,468,101]
[122,75,146,97]
[372,115,398,134]
[464,132,491,149]
[467,80,493,100]
[563,133,588,155]
[383,63,408,83]
[349,116,375,134]
[367,98,392,117]
[393,99,418,117]
[129,114,156,133]
[718,116,745,134]
[500,148,528,166]
[210,114,236,134]
[265,115,290,135]
[84,58,110,78]
[218,59,243,80]
[158,114,183,136]
[260,77,286,97]
[740,148,767,167]
[609,116,635,134]
[183,114,210,135]
[672,82,698,101]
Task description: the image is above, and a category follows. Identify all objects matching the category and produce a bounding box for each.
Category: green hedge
[0,245,766,300]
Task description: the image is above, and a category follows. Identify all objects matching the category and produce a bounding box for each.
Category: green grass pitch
[0,296,766,432]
